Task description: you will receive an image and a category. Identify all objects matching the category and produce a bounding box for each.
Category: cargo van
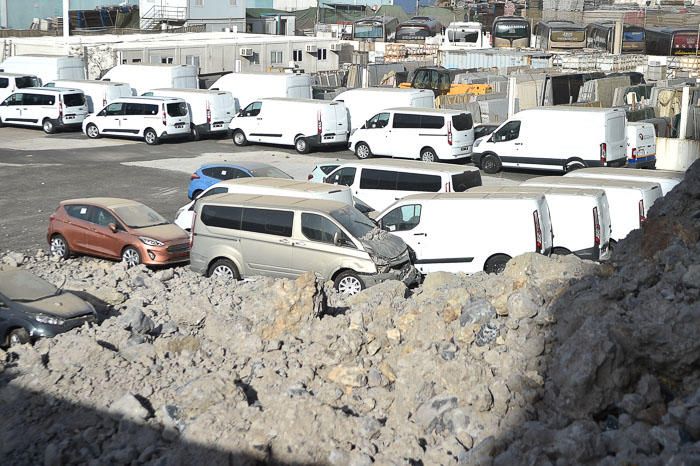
[472,107,627,174]
[324,159,482,211]
[230,98,349,154]
[0,73,41,103]
[210,72,313,110]
[625,122,657,169]
[348,107,475,162]
[174,177,354,231]
[44,80,132,113]
[82,96,190,145]
[523,176,662,241]
[190,193,419,294]
[333,88,435,132]
[100,64,198,96]
[564,167,683,196]
[376,192,552,274]
[0,55,85,84]
[0,87,88,133]
[471,185,612,261]
[143,88,237,140]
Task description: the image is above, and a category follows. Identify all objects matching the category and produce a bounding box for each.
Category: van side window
[201,205,243,230]
[124,103,144,115]
[381,204,422,232]
[393,113,421,129]
[301,213,348,245]
[396,172,441,192]
[242,208,293,237]
[24,94,54,106]
[421,115,444,129]
[0,78,8,88]
[241,102,262,117]
[360,169,396,190]
[64,204,90,221]
[103,102,125,116]
[367,112,390,128]
[4,94,22,105]
[493,121,521,142]
[328,167,356,186]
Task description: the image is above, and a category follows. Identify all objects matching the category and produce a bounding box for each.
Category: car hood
[134,224,188,242]
[23,293,95,319]
[359,228,409,266]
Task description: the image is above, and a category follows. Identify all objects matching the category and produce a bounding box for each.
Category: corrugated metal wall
[439,49,553,71]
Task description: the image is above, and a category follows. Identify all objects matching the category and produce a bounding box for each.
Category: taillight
[307,174,313,180]
[206,101,211,124]
[447,121,453,146]
[190,173,200,180]
[593,206,600,245]
[317,110,322,135]
[630,148,637,160]
[162,103,167,126]
[533,210,543,252]
[600,143,607,163]
[639,199,646,225]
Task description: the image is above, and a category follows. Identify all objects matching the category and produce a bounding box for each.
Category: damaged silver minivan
[189,193,419,295]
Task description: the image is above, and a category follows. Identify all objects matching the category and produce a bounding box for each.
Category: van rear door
[450,112,475,153]
[605,112,626,164]
[331,103,348,140]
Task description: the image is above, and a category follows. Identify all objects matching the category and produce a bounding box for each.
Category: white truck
[101,64,198,96]
[0,55,85,84]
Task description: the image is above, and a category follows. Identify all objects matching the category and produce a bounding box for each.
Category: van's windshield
[330,205,375,238]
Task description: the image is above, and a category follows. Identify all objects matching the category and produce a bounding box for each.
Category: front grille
[167,243,190,253]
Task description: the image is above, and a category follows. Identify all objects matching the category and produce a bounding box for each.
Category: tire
[232,130,248,146]
[481,153,502,174]
[334,270,365,295]
[49,234,71,260]
[144,128,159,145]
[122,246,142,268]
[295,136,310,154]
[420,147,438,163]
[552,247,572,256]
[191,125,201,141]
[85,123,100,139]
[483,254,511,274]
[564,160,585,173]
[42,118,56,134]
[8,328,30,347]
[208,258,240,280]
[191,189,203,200]
[355,142,372,160]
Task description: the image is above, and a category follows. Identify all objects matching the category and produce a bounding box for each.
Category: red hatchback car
[47,198,190,267]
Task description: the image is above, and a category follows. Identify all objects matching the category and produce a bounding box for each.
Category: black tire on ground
[484,254,511,274]
[295,136,310,154]
[144,128,159,145]
[232,130,248,146]
[49,234,71,260]
[420,147,438,162]
[552,247,572,256]
[208,258,240,280]
[355,142,372,160]
[122,246,142,268]
[8,328,30,346]
[334,270,365,295]
[564,160,586,173]
[481,153,502,174]
[85,123,100,139]
[42,118,56,134]
[191,125,201,141]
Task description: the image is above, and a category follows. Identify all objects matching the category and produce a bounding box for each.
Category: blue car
[187,162,293,199]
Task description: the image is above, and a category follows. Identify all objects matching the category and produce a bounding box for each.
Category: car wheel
[122,246,142,268]
[565,160,585,173]
[191,189,203,200]
[355,142,372,160]
[420,147,438,162]
[49,234,71,260]
[8,328,30,346]
[334,270,365,295]
[552,247,572,255]
[481,153,502,174]
[42,118,56,134]
[85,123,100,139]
[233,130,248,146]
[144,128,159,145]
[191,125,201,141]
[483,254,511,274]
[295,137,310,154]
[208,258,240,280]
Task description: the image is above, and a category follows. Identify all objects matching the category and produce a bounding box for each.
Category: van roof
[572,167,684,181]
[22,87,83,94]
[202,193,349,213]
[149,88,230,96]
[470,185,606,198]
[260,97,339,105]
[342,159,478,174]
[0,72,38,78]
[525,176,660,190]
[399,192,545,202]
[384,107,470,115]
[216,177,351,194]
[51,79,130,86]
[112,96,184,103]
[520,106,624,115]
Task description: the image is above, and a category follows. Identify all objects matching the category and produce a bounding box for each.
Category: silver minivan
[189,193,419,295]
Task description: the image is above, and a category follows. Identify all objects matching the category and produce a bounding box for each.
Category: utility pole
[63,0,70,54]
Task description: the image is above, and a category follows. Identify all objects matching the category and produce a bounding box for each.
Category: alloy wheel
[50,237,66,257]
[122,248,140,267]
[337,276,362,295]
[212,265,235,280]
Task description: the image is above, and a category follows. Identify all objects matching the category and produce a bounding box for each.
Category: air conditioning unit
[305,44,318,53]
[329,43,342,52]
[239,47,254,57]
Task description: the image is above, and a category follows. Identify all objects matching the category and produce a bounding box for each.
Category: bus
[395,17,442,42]
[534,20,587,50]
[352,16,399,42]
[586,22,646,54]
[491,16,531,48]
[645,27,699,56]
[443,21,490,49]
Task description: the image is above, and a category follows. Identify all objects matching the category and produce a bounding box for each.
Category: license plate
[213,123,223,128]
[175,123,185,129]
[461,146,468,151]
[65,115,75,120]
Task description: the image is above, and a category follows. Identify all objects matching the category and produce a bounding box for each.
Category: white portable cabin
[45,79,133,113]
[0,55,85,84]
[564,167,683,196]
[210,72,313,110]
[101,64,198,96]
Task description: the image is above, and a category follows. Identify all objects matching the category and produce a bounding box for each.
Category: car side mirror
[108,223,118,233]
[333,231,341,246]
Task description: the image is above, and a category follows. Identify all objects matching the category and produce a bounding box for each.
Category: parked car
[324,159,482,211]
[82,96,190,145]
[187,162,292,200]
[625,121,657,169]
[348,107,475,162]
[564,167,683,196]
[189,193,419,295]
[0,269,97,347]
[0,87,88,133]
[308,162,342,182]
[0,72,41,103]
[45,79,133,113]
[47,197,190,267]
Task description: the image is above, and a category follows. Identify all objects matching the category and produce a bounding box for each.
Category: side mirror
[108,223,118,233]
[333,231,341,246]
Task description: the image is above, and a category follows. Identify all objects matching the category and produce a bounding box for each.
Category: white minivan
[0,73,41,103]
[45,79,133,113]
[174,177,354,231]
[523,176,662,241]
[348,107,475,162]
[324,159,482,211]
[210,72,313,110]
[230,98,349,154]
[564,167,683,196]
[472,107,627,174]
[143,88,237,140]
[101,64,198,96]
[82,96,190,145]
[471,185,612,261]
[0,87,88,133]
[625,122,657,169]
[333,87,435,132]
[376,191,552,274]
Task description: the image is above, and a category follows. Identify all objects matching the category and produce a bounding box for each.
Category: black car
[0,270,97,347]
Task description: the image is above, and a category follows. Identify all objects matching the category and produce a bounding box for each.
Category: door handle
[256,118,263,120]
[293,241,306,247]
[278,238,291,244]
[413,233,426,236]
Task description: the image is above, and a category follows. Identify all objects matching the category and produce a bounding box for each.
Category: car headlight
[35,314,65,326]
[474,138,482,147]
[139,237,164,247]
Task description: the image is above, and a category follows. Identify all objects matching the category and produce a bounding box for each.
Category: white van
[230,98,349,154]
[0,87,88,133]
[443,22,490,49]
[0,73,41,103]
[174,177,354,231]
[472,107,627,174]
[348,107,475,162]
[0,55,85,84]
[625,122,657,169]
[376,191,552,274]
[101,64,198,96]
[564,167,683,196]
[44,80,133,113]
[210,72,313,110]
[333,88,435,132]
[471,185,612,261]
[324,159,482,211]
[143,88,237,140]
[522,176,662,241]
[82,96,190,145]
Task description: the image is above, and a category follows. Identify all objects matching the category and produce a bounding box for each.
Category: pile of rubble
[1,161,699,465]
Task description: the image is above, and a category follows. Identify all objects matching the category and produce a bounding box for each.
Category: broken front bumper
[362,262,420,288]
